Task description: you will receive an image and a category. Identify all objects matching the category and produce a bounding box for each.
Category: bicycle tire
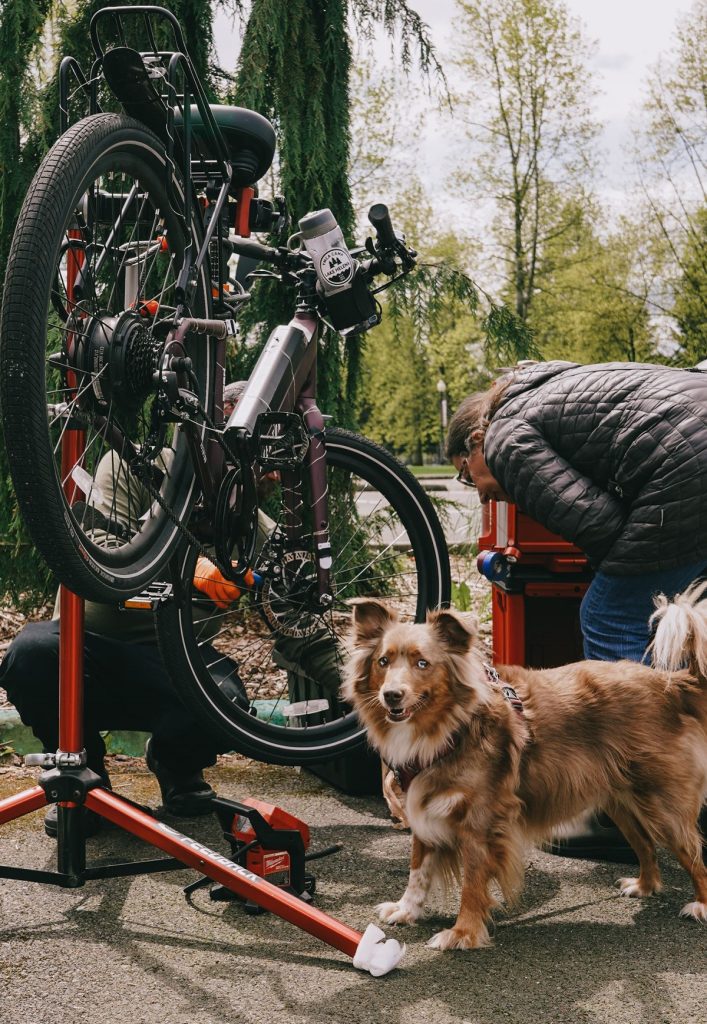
[0,113,214,603]
[154,427,451,765]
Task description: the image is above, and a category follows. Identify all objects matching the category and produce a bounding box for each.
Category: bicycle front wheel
[0,114,214,602]
[154,427,451,765]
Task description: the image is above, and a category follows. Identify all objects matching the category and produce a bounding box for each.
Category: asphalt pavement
[0,757,705,1024]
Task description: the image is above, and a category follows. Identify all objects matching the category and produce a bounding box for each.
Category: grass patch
[407,465,455,478]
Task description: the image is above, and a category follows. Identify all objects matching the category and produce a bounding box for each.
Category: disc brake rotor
[260,549,326,638]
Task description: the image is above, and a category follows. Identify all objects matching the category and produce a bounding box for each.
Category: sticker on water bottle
[320,248,354,287]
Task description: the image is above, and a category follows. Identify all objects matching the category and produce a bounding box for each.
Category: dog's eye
[417,659,429,669]
[378,656,389,667]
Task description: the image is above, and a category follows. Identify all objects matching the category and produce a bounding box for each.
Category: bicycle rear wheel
[154,428,451,765]
[0,113,214,602]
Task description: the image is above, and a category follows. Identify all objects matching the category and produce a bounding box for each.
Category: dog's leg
[382,765,409,830]
[668,831,707,923]
[377,835,435,925]
[608,806,663,898]
[428,837,495,950]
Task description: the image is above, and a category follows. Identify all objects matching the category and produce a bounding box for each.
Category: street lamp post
[436,377,448,464]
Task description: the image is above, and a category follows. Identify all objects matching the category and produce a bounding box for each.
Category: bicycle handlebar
[230,204,414,279]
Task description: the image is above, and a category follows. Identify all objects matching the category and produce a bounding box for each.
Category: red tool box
[477,502,592,668]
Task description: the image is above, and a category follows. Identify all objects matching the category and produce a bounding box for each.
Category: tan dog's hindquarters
[343,594,707,949]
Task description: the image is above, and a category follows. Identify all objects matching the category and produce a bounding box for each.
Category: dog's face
[342,601,491,761]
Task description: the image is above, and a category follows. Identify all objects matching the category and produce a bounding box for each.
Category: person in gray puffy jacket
[447,361,707,861]
[447,360,707,662]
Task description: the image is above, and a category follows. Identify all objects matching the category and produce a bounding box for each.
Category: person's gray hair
[223,380,248,406]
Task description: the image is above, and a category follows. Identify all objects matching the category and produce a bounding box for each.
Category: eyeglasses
[455,457,476,488]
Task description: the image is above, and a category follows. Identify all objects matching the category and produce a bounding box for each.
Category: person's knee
[0,622,60,714]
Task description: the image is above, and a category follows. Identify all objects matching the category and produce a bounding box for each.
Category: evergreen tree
[229,0,442,423]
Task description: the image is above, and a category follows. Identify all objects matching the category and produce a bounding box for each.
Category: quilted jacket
[484,361,707,575]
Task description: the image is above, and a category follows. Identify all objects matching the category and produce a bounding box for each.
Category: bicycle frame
[54,5,405,607]
[225,310,334,600]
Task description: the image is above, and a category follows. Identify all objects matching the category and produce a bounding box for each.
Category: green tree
[672,205,707,362]
[357,180,494,461]
[455,0,599,326]
[635,0,707,362]
[529,200,657,363]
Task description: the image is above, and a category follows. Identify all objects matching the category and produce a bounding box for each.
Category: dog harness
[484,663,525,717]
[390,666,525,792]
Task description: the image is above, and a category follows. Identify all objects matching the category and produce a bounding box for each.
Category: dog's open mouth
[386,707,412,723]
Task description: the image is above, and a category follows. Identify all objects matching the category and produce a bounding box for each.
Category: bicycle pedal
[122,581,173,610]
[254,412,309,468]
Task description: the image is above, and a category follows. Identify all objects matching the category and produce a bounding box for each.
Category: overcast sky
[215,0,696,212]
[407,0,694,195]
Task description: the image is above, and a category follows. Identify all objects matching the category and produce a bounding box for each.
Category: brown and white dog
[342,588,707,950]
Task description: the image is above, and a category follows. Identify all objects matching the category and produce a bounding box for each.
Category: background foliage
[1,0,706,604]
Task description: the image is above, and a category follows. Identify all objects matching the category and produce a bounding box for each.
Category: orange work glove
[193,556,255,609]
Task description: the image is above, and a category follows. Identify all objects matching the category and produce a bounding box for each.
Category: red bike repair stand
[0,432,404,977]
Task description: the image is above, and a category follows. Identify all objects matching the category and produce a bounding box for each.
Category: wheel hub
[69,309,158,413]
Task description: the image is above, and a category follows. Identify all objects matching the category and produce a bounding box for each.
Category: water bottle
[298,209,356,296]
[297,209,379,335]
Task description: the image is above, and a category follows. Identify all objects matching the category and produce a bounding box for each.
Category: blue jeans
[580,561,707,663]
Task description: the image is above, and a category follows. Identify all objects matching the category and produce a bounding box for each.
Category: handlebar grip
[368,203,398,249]
[230,237,283,265]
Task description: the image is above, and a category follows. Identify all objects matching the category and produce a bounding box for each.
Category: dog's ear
[350,599,396,644]
[428,608,477,652]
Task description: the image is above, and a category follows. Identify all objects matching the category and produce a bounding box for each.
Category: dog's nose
[383,689,405,707]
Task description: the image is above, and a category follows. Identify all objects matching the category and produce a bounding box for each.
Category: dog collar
[484,663,525,717]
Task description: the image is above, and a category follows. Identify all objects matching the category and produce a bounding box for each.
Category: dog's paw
[376,900,418,926]
[615,876,660,898]
[427,925,491,951]
[679,901,707,923]
[390,816,410,831]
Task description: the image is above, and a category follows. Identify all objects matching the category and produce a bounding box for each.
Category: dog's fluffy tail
[650,580,707,681]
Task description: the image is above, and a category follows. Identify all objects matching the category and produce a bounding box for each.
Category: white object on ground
[352,923,406,977]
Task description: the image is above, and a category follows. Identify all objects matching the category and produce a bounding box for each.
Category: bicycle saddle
[102,47,276,188]
[174,105,276,187]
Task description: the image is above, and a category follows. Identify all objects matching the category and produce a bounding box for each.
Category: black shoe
[44,768,112,839]
[144,738,216,816]
[544,814,639,865]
